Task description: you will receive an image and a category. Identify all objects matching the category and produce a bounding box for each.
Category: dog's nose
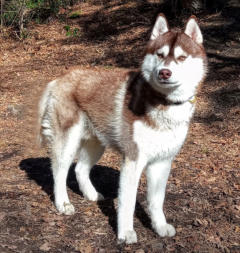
[159,69,172,80]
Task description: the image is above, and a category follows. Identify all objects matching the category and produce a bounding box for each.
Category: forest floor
[0,1,239,252]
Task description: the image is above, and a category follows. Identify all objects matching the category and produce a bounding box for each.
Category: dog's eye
[157,52,164,59]
[177,56,187,61]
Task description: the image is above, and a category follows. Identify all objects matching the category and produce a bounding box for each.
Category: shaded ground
[0,1,239,252]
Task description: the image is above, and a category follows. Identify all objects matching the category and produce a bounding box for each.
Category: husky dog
[38,14,207,244]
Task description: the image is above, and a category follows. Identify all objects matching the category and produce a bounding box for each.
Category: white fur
[174,46,187,59]
[39,15,206,245]
[112,82,128,142]
[142,53,204,103]
[117,46,204,241]
[118,157,147,243]
[146,159,176,237]
[157,45,170,58]
[134,117,188,161]
[52,116,83,215]
[75,137,105,201]
[38,80,56,144]
[51,116,104,213]
[39,83,104,213]
[184,18,203,44]
[117,98,195,242]
[150,15,169,40]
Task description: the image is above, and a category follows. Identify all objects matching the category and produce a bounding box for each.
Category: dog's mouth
[159,80,178,85]
[158,79,179,87]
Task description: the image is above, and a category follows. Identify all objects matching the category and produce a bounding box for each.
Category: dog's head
[142,14,207,100]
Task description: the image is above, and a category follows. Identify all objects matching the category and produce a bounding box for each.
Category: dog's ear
[184,16,203,44]
[150,13,169,40]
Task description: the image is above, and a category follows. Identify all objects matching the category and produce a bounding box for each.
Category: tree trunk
[1,0,5,29]
[19,0,26,37]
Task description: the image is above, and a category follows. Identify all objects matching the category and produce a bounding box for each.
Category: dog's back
[38,68,130,148]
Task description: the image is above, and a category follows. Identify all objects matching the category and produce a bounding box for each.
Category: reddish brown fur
[54,68,173,131]
[146,30,206,60]
[72,69,128,138]
[47,67,181,160]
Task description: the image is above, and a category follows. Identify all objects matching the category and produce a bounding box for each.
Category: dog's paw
[56,202,75,215]
[154,223,176,237]
[85,191,104,202]
[118,230,138,244]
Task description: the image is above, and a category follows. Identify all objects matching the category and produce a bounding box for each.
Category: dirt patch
[0,1,239,252]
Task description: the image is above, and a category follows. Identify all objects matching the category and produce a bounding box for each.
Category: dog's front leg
[117,157,146,244]
[146,159,176,237]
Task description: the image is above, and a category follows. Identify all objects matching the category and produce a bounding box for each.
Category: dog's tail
[37,80,56,146]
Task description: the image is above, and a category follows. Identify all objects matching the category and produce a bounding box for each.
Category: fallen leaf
[0,212,6,222]
[39,242,51,252]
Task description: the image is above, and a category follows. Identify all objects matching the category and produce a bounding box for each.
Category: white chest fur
[133,102,194,162]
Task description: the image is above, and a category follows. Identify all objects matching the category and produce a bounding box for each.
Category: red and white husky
[38,14,207,243]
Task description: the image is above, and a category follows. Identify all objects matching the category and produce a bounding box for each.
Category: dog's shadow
[19,157,151,233]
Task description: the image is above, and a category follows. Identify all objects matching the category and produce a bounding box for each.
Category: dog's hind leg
[51,123,82,215]
[75,137,105,201]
